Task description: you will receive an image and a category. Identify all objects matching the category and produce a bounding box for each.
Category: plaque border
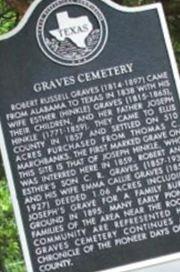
[0,1,180,272]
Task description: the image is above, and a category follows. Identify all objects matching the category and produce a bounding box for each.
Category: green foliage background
[0,0,179,271]
[0,0,17,35]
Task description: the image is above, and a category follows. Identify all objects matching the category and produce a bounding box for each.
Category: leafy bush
[0,0,17,35]
[0,180,25,271]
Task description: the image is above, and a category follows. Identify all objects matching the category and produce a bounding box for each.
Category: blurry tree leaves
[0,180,25,271]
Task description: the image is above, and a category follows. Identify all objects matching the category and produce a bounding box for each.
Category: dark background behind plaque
[0,0,179,271]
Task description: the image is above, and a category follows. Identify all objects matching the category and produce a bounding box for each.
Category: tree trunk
[162,2,180,16]
[6,0,29,16]
[113,0,180,16]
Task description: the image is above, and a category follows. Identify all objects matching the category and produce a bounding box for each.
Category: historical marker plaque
[0,0,180,272]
